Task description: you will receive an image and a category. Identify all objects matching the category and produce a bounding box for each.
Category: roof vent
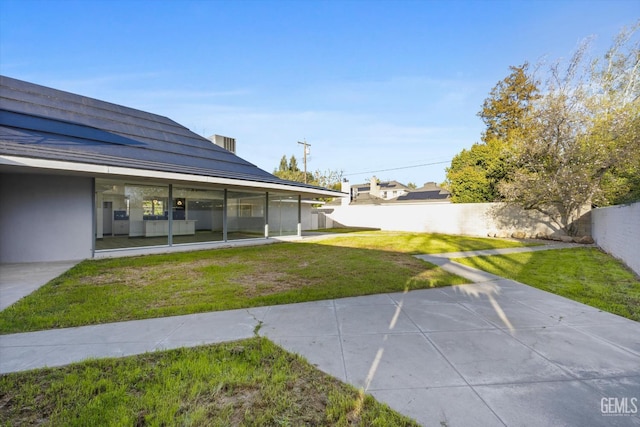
[208,134,236,154]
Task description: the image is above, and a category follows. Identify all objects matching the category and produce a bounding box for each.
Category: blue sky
[1,0,637,186]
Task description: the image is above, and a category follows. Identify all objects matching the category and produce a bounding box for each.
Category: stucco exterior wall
[0,173,93,263]
[320,202,591,238]
[592,202,640,276]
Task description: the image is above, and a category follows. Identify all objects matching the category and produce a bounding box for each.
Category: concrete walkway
[0,260,80,311]
[1,244,639,426]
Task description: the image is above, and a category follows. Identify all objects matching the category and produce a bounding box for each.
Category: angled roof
[380,180,411,190]
[343,178,450,205]
[414,182,442,191]
[395,190,450,202]
[0,75,341,197]
[352,180,410,192]
[348,192,384,205]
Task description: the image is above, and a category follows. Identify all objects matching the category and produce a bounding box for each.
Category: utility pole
[297,139,311,184]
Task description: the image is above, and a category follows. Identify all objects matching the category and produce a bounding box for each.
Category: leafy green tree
[289,155,300,172]
[274,155,342,187]
[278,155,288,173]
[312,169,344,191]
[446,63,539,202]
[590,24,640,206]
[446,139,509,202]
[479,63,540,142]
[500,23,640,234]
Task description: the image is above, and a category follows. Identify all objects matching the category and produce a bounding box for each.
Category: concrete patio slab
[511,292,612,314]
[341,333,467,390]
[474,380,639,427]
[401,302,495,332]
[333,293,396,306]
[584,376,640,408]
[388,288,458,305]
[372,386,505,427]
[269,335,347,382]
[459,299,562,329]
[427,329,574,385]
[259,301,337,338]
[574,323,640,356]
[511,325,640,379]
[336,303,418,335]
[552,305,636,327]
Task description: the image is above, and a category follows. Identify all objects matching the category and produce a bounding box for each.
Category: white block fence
[591,202,640,276]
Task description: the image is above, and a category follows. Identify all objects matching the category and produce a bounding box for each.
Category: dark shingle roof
[395,190,450,201]
[0,75,331,192]
[352,180,410,192]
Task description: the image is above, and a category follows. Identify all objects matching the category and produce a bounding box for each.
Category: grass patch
[0,241,468,334]
[313,231,537,254]
[0,337,417,426]
[454,248,640,321]
[312,227,381,233]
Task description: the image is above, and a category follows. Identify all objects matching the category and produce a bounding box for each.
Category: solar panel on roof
[0,75,332,193]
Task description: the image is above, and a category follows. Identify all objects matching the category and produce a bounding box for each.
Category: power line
[343,160,451,177]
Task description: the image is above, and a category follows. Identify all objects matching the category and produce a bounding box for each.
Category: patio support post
[167,184,173,246]
[297,194,302,237]
[91,178,96,257]
[223,189,228,242]
[265,192,269,238]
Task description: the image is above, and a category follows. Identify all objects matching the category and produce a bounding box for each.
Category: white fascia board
[0,155,347,198]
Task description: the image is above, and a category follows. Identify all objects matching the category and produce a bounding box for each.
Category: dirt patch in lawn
[78,257,244,288]
[78,257,321,299]
[232,269,319,298]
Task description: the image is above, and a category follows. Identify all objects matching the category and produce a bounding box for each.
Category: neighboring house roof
[0,75,341,197]
[395,190,450,202]
[393,181,451,202]
[347,192,384,205]
[352,180,410,192]
[380,180,411,190]
[342,179,450,205]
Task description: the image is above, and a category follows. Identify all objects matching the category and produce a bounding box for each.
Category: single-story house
[0,76,344,263]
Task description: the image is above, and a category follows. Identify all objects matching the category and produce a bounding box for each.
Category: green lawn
[0,337,417,426]
[311,227,381,233]
[313,231,537,254]
[0,240,470,334]
[454,247,640,321]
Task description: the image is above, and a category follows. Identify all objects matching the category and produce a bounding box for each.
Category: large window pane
[268,194,299,236]
[172,187,224,244]
[227,190,266,240]
[95,179,168,250]
[95,179,303,249]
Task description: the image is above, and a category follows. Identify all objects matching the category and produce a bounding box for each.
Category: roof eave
[0,154,347,199]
